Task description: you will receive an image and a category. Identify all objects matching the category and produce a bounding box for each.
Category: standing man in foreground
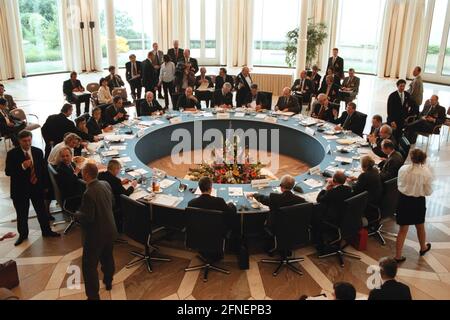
[5,130,59,246]
[75,163,117,300]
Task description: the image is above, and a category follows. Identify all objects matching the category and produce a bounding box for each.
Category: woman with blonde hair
[395,149,433,263]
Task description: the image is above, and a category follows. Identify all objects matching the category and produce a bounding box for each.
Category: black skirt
[396,192,426,226]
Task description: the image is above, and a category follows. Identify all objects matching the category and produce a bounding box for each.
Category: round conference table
[89,109,371,237]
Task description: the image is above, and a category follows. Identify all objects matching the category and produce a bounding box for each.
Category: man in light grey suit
[340,68,360,103]
[75,163,117,300]
[408,66,424,109]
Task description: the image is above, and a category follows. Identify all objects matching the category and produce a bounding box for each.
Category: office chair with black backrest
[398,136,411,160]
[184,207,230,282]
[134,99,145,117]
[258,91,273,110]
[47,164,82,234]
[261,203,313,277]
[354,112,367,137]
[120,195,171,273]
[319,191,368,267]
[171,92,182,110]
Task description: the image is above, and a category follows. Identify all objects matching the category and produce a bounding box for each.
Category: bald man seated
[275,88,301,114]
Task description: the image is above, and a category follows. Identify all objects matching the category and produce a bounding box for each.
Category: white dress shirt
[21,148,34,170]
[159,62,176,83]
[398,164,433,197]
[98,86,113,104]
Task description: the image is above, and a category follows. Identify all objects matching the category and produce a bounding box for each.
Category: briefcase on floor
[0,260,19,289]
[351,228,368,251]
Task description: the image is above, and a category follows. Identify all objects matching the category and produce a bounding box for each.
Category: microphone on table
[174,177,188,192]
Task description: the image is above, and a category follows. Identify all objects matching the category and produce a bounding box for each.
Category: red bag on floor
[351,228,368,251]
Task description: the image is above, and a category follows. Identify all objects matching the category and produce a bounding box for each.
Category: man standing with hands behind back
[125,54,142,101]
[327,48,345,79]
[75,163,117,300]
[5,130,59,246]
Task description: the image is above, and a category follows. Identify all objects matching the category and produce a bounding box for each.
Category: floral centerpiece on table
[186,135,266,184]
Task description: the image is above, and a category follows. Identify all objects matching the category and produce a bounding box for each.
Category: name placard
[264,116,277,124]
[170,117,182,124]
[309,165,321,175]
[305,127,315,136]
[251,179,270,189]
[217,112,230,119]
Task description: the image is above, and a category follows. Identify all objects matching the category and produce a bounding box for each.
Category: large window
[424,0,450,81]
[335,0,386,74]
[187,0,220,65]
[19,0,65,75]
[252,0,300,67]
[99,0,154,68]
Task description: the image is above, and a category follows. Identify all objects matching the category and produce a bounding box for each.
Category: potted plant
[285,19,328,68]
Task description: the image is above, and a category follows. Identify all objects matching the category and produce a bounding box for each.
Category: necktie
[300,80,304,91]
[132,63,137,77]
[114,76,119,87]
[156,52,160,65]
[400,92,404,105]
[343,114,352,129]
[24,151,37,185]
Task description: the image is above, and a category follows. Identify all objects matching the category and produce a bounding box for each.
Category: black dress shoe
[14,237,28,246]
[420,243,431,256]
[104,282,112,291]
[394,256,406,263]
[42,231,60,238]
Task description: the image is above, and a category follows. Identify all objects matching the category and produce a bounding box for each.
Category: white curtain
[153,0,186,53]
[221,0,253,67]
[60,0,102,73]
[377,0,426,79]
[0,0,26,80]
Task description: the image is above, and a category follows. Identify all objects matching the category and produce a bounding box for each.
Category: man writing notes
[63,71,91,116]
[275,87,301,114]
[213,82,234,109]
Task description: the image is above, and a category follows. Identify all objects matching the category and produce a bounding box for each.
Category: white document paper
[303,179,323,189]
[323,135,339,140]
[129,190,150,201]
[303,191,321,204]
[159,179,176,189]
[101,150,119,157]
[151,194,183,207]
[234,112,246,118]
[117,157,132,163]
[255,114,266,119]
[335,156,353,164]
[228,187,243,197]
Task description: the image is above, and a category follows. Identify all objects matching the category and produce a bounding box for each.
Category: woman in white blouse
[395,149,433,263]
[158,55,176,109]
[97,78,113,105]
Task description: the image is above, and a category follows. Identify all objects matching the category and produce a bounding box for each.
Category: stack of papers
[117,157,132,163]
[159,179,176,189]
[303,179,323,189]
[110,145,127,151]
[323,135,339,140]
[128,168,148,177]
[234,112,246,118]
[228,187,243,197]
[101,150,119,157]
[274,111,295,117]
[303,191,321,204]
[129,190,150,201]
[151,194,183,207]
[335,156,353,164]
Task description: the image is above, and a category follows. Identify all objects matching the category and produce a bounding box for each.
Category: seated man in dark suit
[188,177,237,248]
[215,68,234,90]
[331,102,366,136]
[275,87,301,114]
[212,83,233,109]
[55,147,84,211]
[0,83,17,110]
[369,115,383,138]
[63,71,91,116]
[177,86,202,111]
[311,94,338,122]
[405,95,446,144]
[379,139,404,182]
[0,98,26,146]
[195,67,214,108]
[105,96,128,126]
[245,84,269,111]
[87,107,112,136]
[369,125,397,158]
[339,68,360,103]
[140,91,164,116]
[292,70,313,104]
[368,257,412,300]
[349,156,382,208]
[250,175,306,228]
[99,160,137,233]
[319,75,340,102]
[105,66,125,92]
[313,172,352,249]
